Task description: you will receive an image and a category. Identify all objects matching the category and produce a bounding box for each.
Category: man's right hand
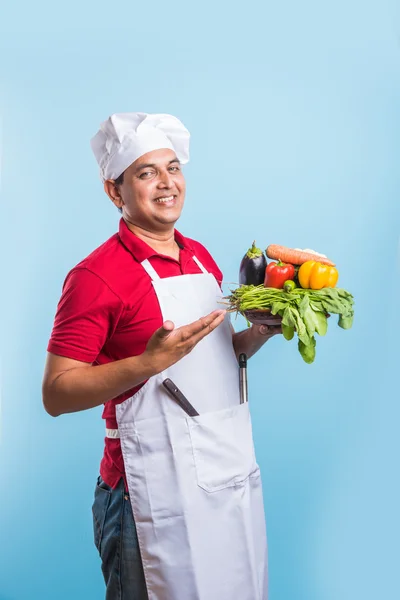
[143,309,226,374]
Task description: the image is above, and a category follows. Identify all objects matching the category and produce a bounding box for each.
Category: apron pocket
[187,403,259,493]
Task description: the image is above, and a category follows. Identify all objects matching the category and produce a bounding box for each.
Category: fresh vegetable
[266,245,335,267]
[298,261,339,290]
[264,261,295,289]
[239,241,268,286]
[225,285,354,364]
[283,280,296,293]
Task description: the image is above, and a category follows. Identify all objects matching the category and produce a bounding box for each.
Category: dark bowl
[243,309,282,326]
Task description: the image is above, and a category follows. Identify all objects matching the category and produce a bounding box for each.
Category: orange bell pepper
[298,260,339,290]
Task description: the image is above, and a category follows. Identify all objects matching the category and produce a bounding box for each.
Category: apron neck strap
[192,256,208,274]
[141,256,209,280]
[141,259,161,280]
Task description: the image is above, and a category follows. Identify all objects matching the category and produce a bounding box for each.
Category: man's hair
[115,172,124,185]
[114,172,124,213]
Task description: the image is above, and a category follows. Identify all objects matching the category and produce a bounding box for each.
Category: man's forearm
[232,318,282,360]
[43,354,157,417]
[232,327,272,360]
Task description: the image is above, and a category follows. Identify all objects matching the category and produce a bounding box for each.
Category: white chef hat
[90,112,190,182]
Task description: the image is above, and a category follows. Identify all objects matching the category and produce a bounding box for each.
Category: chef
[42,112,282,599]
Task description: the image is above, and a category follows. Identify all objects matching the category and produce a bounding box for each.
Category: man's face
[111,148,186,232]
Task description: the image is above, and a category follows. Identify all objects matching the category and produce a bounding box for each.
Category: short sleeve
[47,267,124,363]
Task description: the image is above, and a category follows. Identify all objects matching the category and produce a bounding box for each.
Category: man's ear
[104,180,124,210]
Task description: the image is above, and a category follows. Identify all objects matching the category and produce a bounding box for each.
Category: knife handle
[162,378,200,417]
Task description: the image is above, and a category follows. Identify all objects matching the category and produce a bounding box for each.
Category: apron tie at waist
[106,428,120,439]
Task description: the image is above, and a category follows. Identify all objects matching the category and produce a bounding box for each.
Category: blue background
[0,1,399,598]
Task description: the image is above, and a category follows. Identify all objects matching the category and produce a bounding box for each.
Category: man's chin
[154,210,182,227]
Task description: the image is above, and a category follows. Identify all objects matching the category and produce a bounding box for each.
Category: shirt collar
[118,218,194,263]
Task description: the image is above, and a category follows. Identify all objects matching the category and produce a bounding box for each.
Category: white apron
[113,256,268,600]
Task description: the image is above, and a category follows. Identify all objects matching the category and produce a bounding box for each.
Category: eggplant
[239,241,268,286]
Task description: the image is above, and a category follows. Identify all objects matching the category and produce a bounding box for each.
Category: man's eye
[169,166,180,172]
[140,171,153,179]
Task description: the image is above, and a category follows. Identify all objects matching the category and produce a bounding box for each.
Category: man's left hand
[254,315,282,339]
[232,315,282,360]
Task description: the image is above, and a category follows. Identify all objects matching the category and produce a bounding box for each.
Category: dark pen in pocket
[162,378,200,417]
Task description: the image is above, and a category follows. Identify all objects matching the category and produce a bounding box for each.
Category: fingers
[180,310,226,339]
[189,310,226,344]
[259,324,282,336]
[162,320,175,332]
[155,320,175,339]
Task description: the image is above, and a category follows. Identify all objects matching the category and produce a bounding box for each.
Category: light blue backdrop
[0,1,399,599]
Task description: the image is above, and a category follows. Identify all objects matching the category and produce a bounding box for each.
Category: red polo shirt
[48,218,223,489]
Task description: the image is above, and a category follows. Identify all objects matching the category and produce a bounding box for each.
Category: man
[42,112,281,600]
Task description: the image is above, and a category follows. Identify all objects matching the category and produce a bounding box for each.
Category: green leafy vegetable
[271,301,289,315]
[282,324,295,340]
[299,336,316,364]
[282,306,297,329]
[314,311,328,336]
[338,314,354,329]
[225,285,354,364]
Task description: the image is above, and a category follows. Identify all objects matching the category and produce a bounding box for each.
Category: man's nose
[158,169,173,187]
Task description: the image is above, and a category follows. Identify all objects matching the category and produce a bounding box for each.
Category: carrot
[266,244,336,267]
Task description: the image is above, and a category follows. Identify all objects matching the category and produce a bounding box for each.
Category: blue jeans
[92,476,148,599]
